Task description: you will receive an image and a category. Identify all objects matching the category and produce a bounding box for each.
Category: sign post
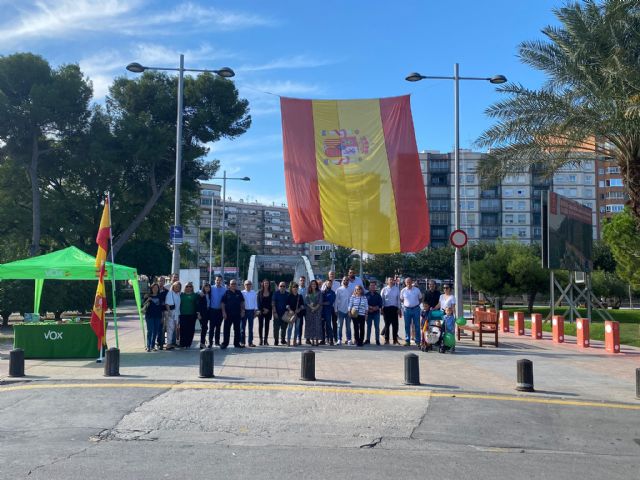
[170,225,184,245]
[449,229,468,249]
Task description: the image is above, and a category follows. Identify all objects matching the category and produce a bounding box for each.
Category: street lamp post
[406,64,506,319]
[208,170,250,283]
[126,55,236,276]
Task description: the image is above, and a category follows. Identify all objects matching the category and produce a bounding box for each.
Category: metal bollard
[300,350,316,381]
[199,347,214,378]
[9,349,25,377]
[516,359,534,392]
[103,347,120,377]
[636,368,640,399]
[404,353,420,385]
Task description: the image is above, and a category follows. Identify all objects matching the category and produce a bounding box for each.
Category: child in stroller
[420,301,443,352]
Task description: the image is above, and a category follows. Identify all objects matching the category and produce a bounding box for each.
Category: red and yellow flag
[281,95,429,253]
[95,197,111,268]
[90,264,107,349]
[91,197,111,348]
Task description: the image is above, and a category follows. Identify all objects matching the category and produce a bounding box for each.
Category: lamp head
[216,67,235,78]
[405,72,425,82]
[126,62,146,73]
[489,75,507,84]
[241,176,250,181]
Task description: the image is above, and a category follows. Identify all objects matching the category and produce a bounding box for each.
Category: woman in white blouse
[436,284,456,312]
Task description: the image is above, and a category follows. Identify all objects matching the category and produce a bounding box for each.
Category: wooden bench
[456,310,499,347]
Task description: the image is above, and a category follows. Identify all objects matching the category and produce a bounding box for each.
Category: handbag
[349,298,362,318]
[282,310,295,324]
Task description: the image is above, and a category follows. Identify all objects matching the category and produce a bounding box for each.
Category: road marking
[1,382,639,410]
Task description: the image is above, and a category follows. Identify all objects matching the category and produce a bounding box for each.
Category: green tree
[200,230,256,276]
[592,240,617,273]
[476,1,640,221]
[117,239,172,278]
[591,269,627,308]
[106,70,250,254]
[413,247,455,279]
[602,207,640,286]
[506,244,548,313]
[0,53,92,255]
[318,246,357,277]
[363,253,406,282]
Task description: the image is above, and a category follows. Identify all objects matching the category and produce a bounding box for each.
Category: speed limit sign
[450,229,468,249]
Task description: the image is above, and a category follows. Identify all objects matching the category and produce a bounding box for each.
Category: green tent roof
[0,246,137,281]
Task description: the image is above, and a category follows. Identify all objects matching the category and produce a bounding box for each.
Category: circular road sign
[450,229,468,249]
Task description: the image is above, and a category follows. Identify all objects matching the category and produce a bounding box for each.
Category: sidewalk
[1,302,638,404]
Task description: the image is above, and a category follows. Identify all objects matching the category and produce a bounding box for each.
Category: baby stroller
[420,309,443,352]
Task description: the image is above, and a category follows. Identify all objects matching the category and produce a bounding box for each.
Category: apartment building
[420,150,601,246]
[183,182,308,280]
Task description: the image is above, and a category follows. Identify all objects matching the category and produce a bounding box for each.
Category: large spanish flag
[281,95,429,254]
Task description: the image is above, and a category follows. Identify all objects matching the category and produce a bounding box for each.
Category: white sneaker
[336,340,342,346]
[347,340,353,345]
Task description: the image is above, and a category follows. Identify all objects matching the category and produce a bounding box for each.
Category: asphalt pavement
[0,302,639,479]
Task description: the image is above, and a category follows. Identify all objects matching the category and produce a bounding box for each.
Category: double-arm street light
[406,64,507,319]
[126,55,236,276]
[206,171,250,283]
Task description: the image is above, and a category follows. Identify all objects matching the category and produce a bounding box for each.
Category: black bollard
[199,347,214,378]
[9,349,25,377]
[516,359,534,392]
[636,368,640,399]
[404,353,420,385]
[300,350,316,381]
[103,347,120,377]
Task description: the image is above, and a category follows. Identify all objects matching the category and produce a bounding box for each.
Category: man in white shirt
[400,277,422,347]
[321,270,341,343]
[241,280,258,347]
[334,277,353,345]
[381,276,401,345]
[347,268,364,295]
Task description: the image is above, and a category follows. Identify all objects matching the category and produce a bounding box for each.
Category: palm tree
[477,0,640,219]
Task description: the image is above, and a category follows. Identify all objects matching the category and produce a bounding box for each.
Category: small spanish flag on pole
[281,95,429,253]
[91,196,112,354]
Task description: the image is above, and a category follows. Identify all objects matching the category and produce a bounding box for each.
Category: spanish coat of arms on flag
[280,95,429,254]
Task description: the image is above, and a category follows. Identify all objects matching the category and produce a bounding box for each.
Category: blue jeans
[145,315,162,350]
[240,310,255,345]
[286,314,301,342]
[366,311,380,343]
[403,306,421,344]
[337,311,352,342]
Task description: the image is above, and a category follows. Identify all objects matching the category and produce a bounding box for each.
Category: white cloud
[241,80,324,97]
[0,1,274,43]
[238,54,333,73]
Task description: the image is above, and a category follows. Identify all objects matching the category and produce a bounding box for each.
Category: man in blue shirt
[365,281,383,345]
[220,279,245,349]
[272,281,289,346]
[209,275,226,346]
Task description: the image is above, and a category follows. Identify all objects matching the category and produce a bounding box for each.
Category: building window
[607,179,624,187]
[517,201,526,210]
[517,214,526,224]
[568,175,577,183]
[504,214,514,224]
[505,227,514,236]
[607,166,621,174]
[465,174,475,183]
[518,228,527,237]
[605,204,625,213]
[504,200,514,210]
[503,188,513,197]
[598,168,604,175]
[599,180,605,188]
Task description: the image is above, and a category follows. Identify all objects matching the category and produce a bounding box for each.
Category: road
[1,381,638,479]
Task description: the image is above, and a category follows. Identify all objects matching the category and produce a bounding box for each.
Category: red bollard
[552,315,564,343]
[514,312,525,336]
[531,313,543,340]
[499,310,510,333]
[576,317,590,348]
[604,321,620,354]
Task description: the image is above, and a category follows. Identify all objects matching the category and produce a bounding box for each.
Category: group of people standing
[142,270,457,352]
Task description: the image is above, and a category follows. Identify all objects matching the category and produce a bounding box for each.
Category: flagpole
[107,193,119,349]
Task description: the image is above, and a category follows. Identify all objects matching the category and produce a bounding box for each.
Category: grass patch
[500,307,640,348]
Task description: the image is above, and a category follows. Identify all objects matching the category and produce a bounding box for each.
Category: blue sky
[0,0,560,204]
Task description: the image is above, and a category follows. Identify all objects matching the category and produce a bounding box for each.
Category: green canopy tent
[0,246,145,346]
